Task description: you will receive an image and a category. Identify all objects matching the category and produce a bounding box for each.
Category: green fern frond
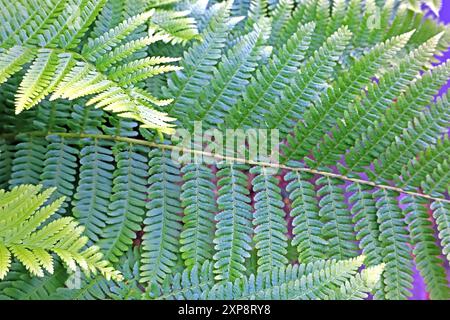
[224,21,315,129]
[285,170,327,263]
[403,196,450,300]
[206,255,378,300]
[347,183,382,266]
[430,201,450,264]
[148,261,215,299]
[251,166,288,273]
[149,9,200,45]
[213,163,252,281]
[309,32,444,168]
[264,25,352,135]
[164,1,235,118]
[0,46,35,85]
[398,135,450,191]
[188,18,271,130]
[374,92,449,182]
[345,58,450,174]
[317,176,358,260]
[282,30,413,162]
[0,184,121,281]
[72,139,114,243]
[179,163,216,268]
[375,189,413,300]
[101,144,149,263]
[140,148,182,284]
[330,263,385,300]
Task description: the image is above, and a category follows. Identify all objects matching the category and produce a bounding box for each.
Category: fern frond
[268,0,294,46]
[398,135,450,191]
[224,21,315,129]
[251,166,288,273]
[317,176,358,260]
[0,263,68,300]
[345,58,450,174]
[206,256,371,299]
[140,148,182,284]
[0,46,35,85]
[374,92,450,181]
[82,10,154,63]
[347,183,382,266]
[282,30,413,162]
[430,201,450,264]
[309,33,443,168]
[40,135,79,215]
[101,144,149,263]
[179,163,216,269]
[188,18,271,130]
[164,1,234,118]
[402,196,450,300]
[149,261,215,299]
[264,26,352,135]
[213,163,252,281]
[0,184,121,281]
[9,136,47,187]
[285,170,327,263]
[72,139,114,243]
[375,189,413,300]
[330,264,385,300]
[149,9,200,45]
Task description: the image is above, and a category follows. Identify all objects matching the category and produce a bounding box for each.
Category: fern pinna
[0,0,449,300]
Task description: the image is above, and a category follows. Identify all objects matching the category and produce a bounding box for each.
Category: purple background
[410,1,449,299]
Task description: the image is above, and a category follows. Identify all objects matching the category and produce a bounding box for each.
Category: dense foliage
[0,0,449,300]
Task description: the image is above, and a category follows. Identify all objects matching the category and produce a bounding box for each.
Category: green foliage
[0,0,194,134]
[0,0,449,301]
[0,184,121,281]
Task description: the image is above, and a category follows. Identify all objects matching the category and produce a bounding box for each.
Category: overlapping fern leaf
[0,0,195,134]
[0,184,121,281]
[0,0,449,301]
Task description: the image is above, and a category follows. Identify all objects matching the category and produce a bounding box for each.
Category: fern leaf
[374,189,413,300]
[282,30,413,162]
[0,46,35,85]
[101,144,149,263]
[265,26,352,135]
[141,148,182,284]
[398,135,450,191]
[82,10,154,64]
[164,1,234,117]
[309,33,443,168]
[374,92,450,181]
[224,21,315,129]
[213,163,252,281]
[149,261,215,300]
[189,18,271,130]
[317,177,358,260]
[430,201,450,264]
[403,196,450,300]
[331,264,385,300]
[0,184,121,280]
[268,0,294,46]
[251,166,288,273]
[72,139,114,243]
[180,164,216,268]
[347,183,382,266]
[149,9,200,45]
[345,58,450,173]
[9,136,47,187]
[285,170,327,263]
[207,255,367,299]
